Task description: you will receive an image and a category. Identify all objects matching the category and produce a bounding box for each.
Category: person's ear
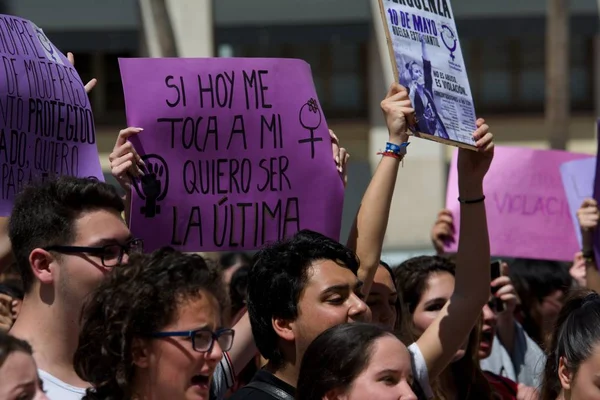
[132,338,151,369]
[29,249,56,285]
[272,317,295,342]
[558,356,572,390]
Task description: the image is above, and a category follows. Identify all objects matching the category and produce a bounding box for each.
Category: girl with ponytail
[541,289,600,400]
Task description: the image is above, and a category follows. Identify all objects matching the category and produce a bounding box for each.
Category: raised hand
[0,293,12,332]
[67,52,97,93]
[577,198,599,233]
[109,127,145,193]
[457,118,494,195]
[491,268,519,316]
[431,209,455,254]
[570,252,587,287]
[330,130,350,187]
[380,83,414,145]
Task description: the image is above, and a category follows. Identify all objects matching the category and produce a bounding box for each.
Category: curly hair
[73,247,227,400]
[9,176,124,292]
[248,229,359,369]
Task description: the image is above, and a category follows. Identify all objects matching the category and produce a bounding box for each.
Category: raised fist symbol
[132,154,170,219]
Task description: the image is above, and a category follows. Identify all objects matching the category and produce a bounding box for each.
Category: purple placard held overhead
[0,15,104,215]
[560,157,595,249]
[119,58,345,252]
[445,146,589,261]
[593,119,600,261]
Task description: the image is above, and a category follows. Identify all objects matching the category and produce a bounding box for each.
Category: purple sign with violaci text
[560,157,595,249]
[0,15,103,215]
[445,146,589,261]
[119,58,345,252]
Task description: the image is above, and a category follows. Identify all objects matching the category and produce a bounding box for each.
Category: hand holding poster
[119,58,345,252]
[559,157,595,249]
[377,0,477,149]
[445,146,589,261]
[0,15,104,215]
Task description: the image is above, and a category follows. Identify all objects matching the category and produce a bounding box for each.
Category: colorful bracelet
[377,151,403,159]
[385,142,410,156]
[458,196,486,204]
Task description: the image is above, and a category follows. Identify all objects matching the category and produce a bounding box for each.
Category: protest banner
[593,119,600,261]
[0,15,104,216]
[445,146,589,261]
[376,0,477,150]
[560,157,595,249]
[119,58,345,252]
[0,15,103,215]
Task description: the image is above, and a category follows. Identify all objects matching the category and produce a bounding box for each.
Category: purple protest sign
[593,119,600,261]
[0,15,103,215]
[119,58,345,252]
[560,157,595,249]
[445,146,589,261]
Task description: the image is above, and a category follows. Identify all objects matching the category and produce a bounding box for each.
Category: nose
[121,252,130,264]
[380,304,394,325]
[482,303,497,326]
[207,339,224,363]
[348,294,371,323]
[399,382,417,400]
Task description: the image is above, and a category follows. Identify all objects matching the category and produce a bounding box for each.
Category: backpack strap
[245,381,294,400]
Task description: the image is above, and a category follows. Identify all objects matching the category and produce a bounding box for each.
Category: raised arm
[109,127,145,224]
[347,83,411,296]
[416,118,493,379]
[577,198,600,292]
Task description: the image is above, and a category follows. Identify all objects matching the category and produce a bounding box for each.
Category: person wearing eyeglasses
[8,177,134,399]
[74,247,231,400]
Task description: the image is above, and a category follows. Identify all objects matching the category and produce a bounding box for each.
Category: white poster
[378,0,477,149]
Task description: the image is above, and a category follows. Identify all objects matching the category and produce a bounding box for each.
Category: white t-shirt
[38,369,86,400]
[408,343,433,399]
[38,353,236,400]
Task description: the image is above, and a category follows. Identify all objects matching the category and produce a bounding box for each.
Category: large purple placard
[119,58,345,252]
[445,146,589,261]
[0,14,103,215]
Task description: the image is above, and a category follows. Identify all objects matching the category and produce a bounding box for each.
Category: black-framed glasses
[148,328,235,353]
[44,238,144,267]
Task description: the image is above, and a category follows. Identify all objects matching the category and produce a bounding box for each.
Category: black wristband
[458,195,486,204]
[583,249,595,260]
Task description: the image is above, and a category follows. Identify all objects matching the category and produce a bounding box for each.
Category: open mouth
[191,374,210,388]
[480,330,494,344]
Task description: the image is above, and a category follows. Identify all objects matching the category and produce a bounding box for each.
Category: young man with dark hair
[230,229,370,399]
[8,176,136,399]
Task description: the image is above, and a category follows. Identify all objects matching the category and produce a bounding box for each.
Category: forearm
[454,181,490,305]
[348,156,401,296]
[0,218,13,274]
[123,189,132,226]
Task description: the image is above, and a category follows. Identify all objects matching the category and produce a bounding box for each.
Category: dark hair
[297,323,397,400]
[540,289,600,400]
[394,255,492,400]
[229,266,250,317]
[247,230,359,369]
[9,176,124,292]
[220,252,251,270]
[0,332,32,368]
[0,280,23,300]
[74,247,227,400]
[393,255,456,314]
[509,258,572,346]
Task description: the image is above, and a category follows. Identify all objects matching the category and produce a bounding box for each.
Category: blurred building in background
[5,0,599,260]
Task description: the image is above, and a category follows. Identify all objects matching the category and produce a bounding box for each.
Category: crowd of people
[0,45,599,400]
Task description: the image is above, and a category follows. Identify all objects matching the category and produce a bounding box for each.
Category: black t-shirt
[228,369,295,400]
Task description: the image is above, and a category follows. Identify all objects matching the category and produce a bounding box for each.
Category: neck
[266,361,298,388]
[9,292,87,387]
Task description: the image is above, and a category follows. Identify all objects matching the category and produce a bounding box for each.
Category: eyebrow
[88,236,134,247]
